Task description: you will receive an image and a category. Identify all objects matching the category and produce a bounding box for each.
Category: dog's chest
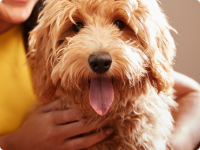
[56,88,175,150]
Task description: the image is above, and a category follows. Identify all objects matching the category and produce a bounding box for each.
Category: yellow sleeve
[0,25,36,135]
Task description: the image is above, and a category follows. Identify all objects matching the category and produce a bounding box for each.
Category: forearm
[171,91,200,150]
[171,71,200,150]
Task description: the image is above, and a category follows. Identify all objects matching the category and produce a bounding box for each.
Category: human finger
[56,120,96,139]
[52,109,83,125]
[62,127,114,150]
[37,100,60,113]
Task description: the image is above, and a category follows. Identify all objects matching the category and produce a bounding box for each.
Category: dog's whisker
[56,48,64,56]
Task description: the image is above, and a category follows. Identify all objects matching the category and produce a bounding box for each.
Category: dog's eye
[72,22,84,32]
[113,20,124,30]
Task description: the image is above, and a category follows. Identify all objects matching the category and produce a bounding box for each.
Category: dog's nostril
[88,53,112,74]
[90,62,99,70]
[104,62,111,69]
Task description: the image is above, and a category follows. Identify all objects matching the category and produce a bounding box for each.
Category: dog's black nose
[88,52,112,74]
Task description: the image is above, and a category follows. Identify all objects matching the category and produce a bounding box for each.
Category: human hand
[0,100,113,150]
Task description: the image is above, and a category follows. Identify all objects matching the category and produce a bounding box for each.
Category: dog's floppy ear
[130,0,176,94]
[28,24,57,103]
[148,25,176,94]
[28,0,75,102]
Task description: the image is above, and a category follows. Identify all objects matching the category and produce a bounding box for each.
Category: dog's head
[28,0,176,116]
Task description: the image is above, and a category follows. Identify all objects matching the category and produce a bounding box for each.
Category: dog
[28,0,177,149]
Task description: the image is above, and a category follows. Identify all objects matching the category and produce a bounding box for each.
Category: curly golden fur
[28,0,177,149]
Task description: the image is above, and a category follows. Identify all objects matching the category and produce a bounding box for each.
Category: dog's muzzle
[88,52,114,116]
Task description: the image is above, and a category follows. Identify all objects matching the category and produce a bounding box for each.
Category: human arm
[0,100,113,150]
[171,71,200,150]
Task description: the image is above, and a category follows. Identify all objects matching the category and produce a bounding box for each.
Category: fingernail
[106,128,114,135]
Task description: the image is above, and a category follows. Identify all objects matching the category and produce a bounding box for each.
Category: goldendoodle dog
[28,0,177,149]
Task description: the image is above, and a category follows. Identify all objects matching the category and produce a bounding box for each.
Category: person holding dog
[0,0,199,150]
[0,0,114,149]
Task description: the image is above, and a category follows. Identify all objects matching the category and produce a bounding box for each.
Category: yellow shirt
[0,25,36,135]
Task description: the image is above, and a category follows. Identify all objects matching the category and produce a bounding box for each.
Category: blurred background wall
[159,0,200,83]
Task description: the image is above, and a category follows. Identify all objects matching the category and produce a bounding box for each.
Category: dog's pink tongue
[89,78,114,116]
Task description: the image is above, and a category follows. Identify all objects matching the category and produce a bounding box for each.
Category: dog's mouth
[89,78,114,116]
